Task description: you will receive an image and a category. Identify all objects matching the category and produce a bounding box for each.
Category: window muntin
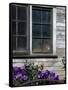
[11,5,28,51]
[32,7,53,53]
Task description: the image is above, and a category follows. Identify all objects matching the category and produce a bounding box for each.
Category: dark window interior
[32,7,53,53]
[11,5,27,51]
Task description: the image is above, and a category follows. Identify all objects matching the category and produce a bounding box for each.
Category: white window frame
[29,5,56,55]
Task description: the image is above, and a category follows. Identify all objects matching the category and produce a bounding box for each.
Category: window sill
[13,51,58,58]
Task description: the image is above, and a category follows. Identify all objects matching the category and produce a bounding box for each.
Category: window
[32,7,53,53]
[11,5,28,51]
[11,4,55,55]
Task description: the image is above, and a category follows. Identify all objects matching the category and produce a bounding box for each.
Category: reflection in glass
[42,39,52,52]
[42,10,51,24]
[12,22,16,35]
[18,22,26,35]
[12,5,16,19]
[32,39,41,52]
[13,36,16,50]
[18,6,27,20]
[32,10,41,23]
[17,36,27,50]
[42,25,51,38]
[32,24,41,37]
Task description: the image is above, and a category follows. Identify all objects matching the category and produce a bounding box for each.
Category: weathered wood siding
[56,7,65,57]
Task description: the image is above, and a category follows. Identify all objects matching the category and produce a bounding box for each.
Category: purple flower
[37,70,59,81]
[23,75,28,80]
[38,74,41,79]
[13,67,22,75]
[38,70,50,79]
[19,75,28,81]
[44,70,50,78]
[22,69,27,75]
[50,72,55,80]
[13,66,29,81]
[54,75,59,80]
[38,71,44,79]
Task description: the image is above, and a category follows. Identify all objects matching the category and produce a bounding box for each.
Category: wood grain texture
[56,7,65,57]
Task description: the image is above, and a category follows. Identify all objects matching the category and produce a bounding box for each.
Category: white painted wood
[30,5,32,54]
[53,8,56,55]
[56,7,65,49]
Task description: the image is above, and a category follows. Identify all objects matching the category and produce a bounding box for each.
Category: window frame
[12,4,29,53]
[12,4,56,55]
[29,5,56,55]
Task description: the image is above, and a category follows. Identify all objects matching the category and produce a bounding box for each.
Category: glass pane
[11,5,16,19]
[17,36,27,50]
[18,22,26,35]
[18,6,27,21]
[12,22,16,35]
[32,39,41,52]
[42,39,52,52]
[42,25,51,38]
[13,36,16,50]
[32,24,41,37]
[42,10,51,24]
[32,10,41,23]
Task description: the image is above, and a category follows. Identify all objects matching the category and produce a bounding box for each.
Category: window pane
[42,10,51,24]
[17,36,27,50]
[18,6,27,21]
[18,22,27,35]
[32,24,41,37]
[42,39,52,52]
[42,25,51,38]
[11,5,16,19]
[32,10,41,23]
[32,39,41,52]
[12,22,16,35]
[13,36,16,50]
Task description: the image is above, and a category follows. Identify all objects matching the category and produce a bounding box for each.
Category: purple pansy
[50,72,55,80]
[13,67,22,75]
[23,75,28,80]
[19,75,28,81]
[38,70,50,79]
[13,66,59,82]
[54,75,59,80]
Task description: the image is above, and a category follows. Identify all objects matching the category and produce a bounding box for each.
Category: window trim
[53,8,56,55]
[30,6,56,55]
[30,5,32,54]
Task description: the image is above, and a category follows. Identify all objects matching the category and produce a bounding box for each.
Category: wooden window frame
[30,5,56,55]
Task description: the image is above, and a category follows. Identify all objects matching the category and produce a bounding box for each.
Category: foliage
[13,60,59,86]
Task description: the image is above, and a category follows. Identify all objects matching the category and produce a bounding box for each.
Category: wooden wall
[56,7,65,57]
